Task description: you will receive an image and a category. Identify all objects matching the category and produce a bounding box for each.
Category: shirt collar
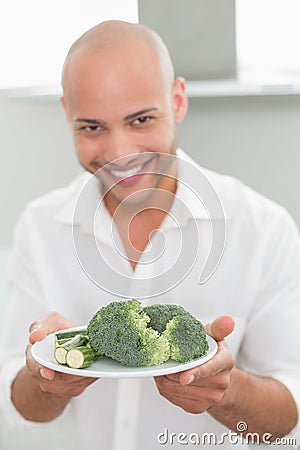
[164,149,227,227]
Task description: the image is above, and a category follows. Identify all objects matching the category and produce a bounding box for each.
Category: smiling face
[61,23,188,213]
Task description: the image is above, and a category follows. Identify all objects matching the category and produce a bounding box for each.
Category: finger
[205,315,235,341]
[39,366,55,381]
[29,312,75,344]
[39,375,97,397]
[156,371,227,395]
[164,373,180,383]
[155,375,190,398]
[26,343,55,381]
[179,342,234,385]
[156,389,215,414]
[156,382,209,412]
[27,342,96,387]
[53,371,97,385]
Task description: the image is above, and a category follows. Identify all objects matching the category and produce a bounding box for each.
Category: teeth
[109,164,143,178]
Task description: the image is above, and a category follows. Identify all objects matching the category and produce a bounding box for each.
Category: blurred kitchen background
[1,0,300,325]
[1,1,300,449]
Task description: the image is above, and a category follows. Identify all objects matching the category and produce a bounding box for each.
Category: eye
[75,124,104,137]
[132,116,152,125]
[81,125,102,132]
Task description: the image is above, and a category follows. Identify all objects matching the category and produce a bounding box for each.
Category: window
[0,0,138,89]
[236,0,300,83]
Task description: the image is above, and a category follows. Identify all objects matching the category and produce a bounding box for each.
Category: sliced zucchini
[61,334,89,351]
[66,347,95,369]
[54,334,90,365]
[55,328,87,341]
[55,337,72,348]
[55,347,68,364]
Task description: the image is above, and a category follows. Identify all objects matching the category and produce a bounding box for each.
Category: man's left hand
[154,315,235,414]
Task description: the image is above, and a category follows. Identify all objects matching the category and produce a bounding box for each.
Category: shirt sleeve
[0,208,48,426]
[0,208,80,450]
[237,206,300,440]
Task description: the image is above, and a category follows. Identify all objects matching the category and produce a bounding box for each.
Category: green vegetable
[163,314,209,363]
[54,300,209,369]
[66,347,95,368]
[54,347,68,365]
[54,329,95,367]
[55,328,87,342]
[87,299,170,367]
[55,337,72,348]
[143,304,190,333]
[61,334,89,350]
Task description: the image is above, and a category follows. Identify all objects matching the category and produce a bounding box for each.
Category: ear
[172,77,188,124]
[60,96,72,124]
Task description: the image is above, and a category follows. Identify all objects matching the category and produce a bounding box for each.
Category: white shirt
[1,150,300,450]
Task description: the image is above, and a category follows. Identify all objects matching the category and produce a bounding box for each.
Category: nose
[102,127,140,166]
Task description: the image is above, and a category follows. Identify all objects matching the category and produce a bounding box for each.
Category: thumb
[205,315,235,341]
[29,312,75,344]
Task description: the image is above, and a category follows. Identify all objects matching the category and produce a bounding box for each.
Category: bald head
[60,20,188,192]
[62,20,175,93]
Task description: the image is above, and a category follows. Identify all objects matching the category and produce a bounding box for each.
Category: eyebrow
[124,107,159,121]
[74,107,159,126]
[74,118,107,126]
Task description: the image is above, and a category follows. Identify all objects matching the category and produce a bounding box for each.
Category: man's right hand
[12,311,97,422]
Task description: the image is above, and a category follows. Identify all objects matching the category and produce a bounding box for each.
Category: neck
[102,161,178,270]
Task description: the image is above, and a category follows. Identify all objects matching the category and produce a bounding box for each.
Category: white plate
[31,327,217,378]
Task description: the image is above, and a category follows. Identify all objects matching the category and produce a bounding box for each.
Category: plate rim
[31,326,218,378]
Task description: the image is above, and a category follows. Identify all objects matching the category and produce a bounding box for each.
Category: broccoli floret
[143,304,190,333]
[163,314,209,363]
[87,299,170,367]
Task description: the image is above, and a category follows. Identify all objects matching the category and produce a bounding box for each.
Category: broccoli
[163,314,209,363]
[87,299,170,367]
[143,304,190,333]
[87,300,209,367]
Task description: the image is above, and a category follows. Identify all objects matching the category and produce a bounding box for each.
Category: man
[0,21,299,450]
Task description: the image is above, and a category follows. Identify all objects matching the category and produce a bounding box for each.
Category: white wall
[0,94,82,246]
[178,94,300,226]
[0,0,139,89]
